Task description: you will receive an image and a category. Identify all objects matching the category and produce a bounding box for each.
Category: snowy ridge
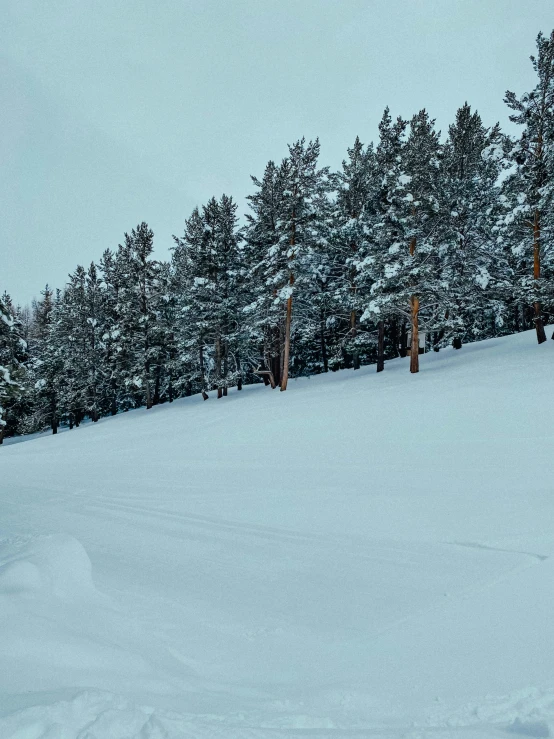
[1,328,554,738]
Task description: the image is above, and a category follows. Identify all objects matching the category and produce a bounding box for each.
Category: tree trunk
[452,337,462,350]
[144,364,152,409]
[217,386,223,399]
[51,393,58,434]
[280,275,294,392]
[215,336,222,389]
[270,339,281,386]
[237,377,242,391]
[390,318,398,358]
[399,322,407,358]
[376,320,385,372]
[320,314,328,373]
[350,310,360,370]
[153,366,161,406]
[410,296,419,374]
[513,303,520,333]
[199,343,207,396]
[223,386,228,396]
[534,302,546,344]
[533,210,547,344]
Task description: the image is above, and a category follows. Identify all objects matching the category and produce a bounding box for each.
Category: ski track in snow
[447,540,549,562]
[2,329,554,738]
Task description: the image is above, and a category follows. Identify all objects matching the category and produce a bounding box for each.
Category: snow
[2,327,554,738]
[482,143,504,162]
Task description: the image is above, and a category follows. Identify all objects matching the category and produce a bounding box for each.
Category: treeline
[1,32,553,441]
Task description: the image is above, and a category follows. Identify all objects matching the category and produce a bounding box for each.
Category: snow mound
[0,534,95,599]
[0,691,177,739]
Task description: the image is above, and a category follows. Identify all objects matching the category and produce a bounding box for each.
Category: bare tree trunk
[270,325,282,386]
[350,310,360,370]
[144,369,152,410]
[270,355,280,387]
[452,337,462,350]
[320,313,328,373]
[534,302,546,343]
[223,386,228,396]
[153,366,161,406]
[513,303,520,333]
[110,378,117,415]
[280,275,294,392]
[532,210,547,344]
[237,377,242,391]
[377,320,385,372]
[215,336,222,390]
[410,296,420,374]
[390,318,399,358]
[199,342,207,397]
[51,392,58,434]
[399,322,407,358]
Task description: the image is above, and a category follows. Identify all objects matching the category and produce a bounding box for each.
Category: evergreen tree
[118,223,160,409]
[359,109,410,366]
[332,136,377,369]
[29,287,64,434]
[0,292,27,442]
[243,160,288,386]
[503,30,554,343]
[437,104,508,348]
[244,139,330,390]
[173,196,243,397]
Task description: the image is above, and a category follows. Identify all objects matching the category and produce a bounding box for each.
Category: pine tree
[503,30,554,343]
[244,139,330,390]
[332,136,377,369]
[359,110,409,365]
[0,292,27,442]
[436,104,508,349]
[98,249,124,415]
[243,160,288,386]
[28,287,64,434]
[118,223,160,409]
[173,196,243,398]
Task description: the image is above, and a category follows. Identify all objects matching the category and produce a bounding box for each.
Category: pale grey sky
[2,0,553,303]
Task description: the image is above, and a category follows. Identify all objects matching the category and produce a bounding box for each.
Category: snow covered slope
[1,328,554,739]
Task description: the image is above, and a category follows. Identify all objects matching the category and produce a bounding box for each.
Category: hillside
[1,329,554,739]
